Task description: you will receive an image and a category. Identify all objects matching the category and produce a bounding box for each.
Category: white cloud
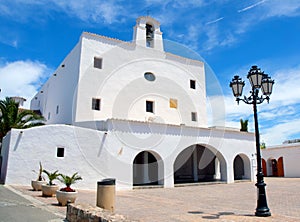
[202,26,219,51]
[206,17,224,25]
[219,33,236,47]
[261,119,300,146]
[201,18,236,51]
[238,0,267,13]
[0,60,50,108]
[268,66,300,106]
[259,106,296,120]
[235,1,300,34]
[145,0,206,8]
[220,64,300,146]
[0,3,10,17]
[262,0,300,18]
[1,0,300,54]
[0,36,18,48]
[52,0,124,24]
[200,0,300,51]
[183,25,201,50]
[207,93,257,133]
[0,0,125,25]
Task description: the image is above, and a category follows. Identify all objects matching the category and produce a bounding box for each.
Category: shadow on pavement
[188,211,235,220]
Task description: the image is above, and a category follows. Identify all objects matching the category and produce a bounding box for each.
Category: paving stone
[11,178,300,222]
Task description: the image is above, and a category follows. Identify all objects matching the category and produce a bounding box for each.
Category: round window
[144,72,156,81]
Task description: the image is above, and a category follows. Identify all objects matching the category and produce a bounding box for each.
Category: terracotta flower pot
[41,184,59,197]
[31,180,47,191]
[56,190,78,206]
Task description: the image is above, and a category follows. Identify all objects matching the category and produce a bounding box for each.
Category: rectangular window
[170,98,178,109]
[94,57,103,69]
[92,98,101,111]
[146,101,154,113]
[190,80,196,89]
[57,147,65,157]
[191,112,197,121]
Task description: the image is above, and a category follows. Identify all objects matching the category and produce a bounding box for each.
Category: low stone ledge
[66,203,139,222]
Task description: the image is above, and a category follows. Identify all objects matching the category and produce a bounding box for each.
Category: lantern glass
[247,65,263,89]
[261,77,274,96]
[230,76,244,98]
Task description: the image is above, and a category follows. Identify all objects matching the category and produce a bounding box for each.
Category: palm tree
[58,172,82,192]
[240,119,248,132]
[0,97,44,142]
[43,169,60,185]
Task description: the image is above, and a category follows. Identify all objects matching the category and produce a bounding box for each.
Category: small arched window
[144,72,156,81]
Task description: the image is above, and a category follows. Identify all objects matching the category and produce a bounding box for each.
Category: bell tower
[133,16,163,51]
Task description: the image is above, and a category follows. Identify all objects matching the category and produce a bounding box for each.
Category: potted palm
[41,169,60,197]
[31,161,47,191]
[56,172,82,206]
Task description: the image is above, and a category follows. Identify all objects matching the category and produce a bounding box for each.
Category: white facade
[1,121,256,190]
[30,16,207,129]
[0,16,257,190]
[262,143,300,178]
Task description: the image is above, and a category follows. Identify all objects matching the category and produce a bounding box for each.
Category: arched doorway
[234,156,244,180]
[233,154,251,180]
[271,159,278,176]
[267,158,273,176]
[267,157,284,177]
[277,157,284,177]
[133,151,163,186]
[173,144,226,184]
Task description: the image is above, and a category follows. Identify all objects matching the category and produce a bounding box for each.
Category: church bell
[146,24,154,41]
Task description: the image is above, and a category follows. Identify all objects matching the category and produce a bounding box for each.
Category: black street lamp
[230,65,274,217]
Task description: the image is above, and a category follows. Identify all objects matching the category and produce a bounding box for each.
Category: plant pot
[41,184,59,197]
[56,190,78,206]
[31,180,47,191]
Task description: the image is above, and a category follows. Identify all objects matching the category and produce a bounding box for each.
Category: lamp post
[230,65,274,217]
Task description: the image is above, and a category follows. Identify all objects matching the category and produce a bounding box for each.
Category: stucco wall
[1,125,108,189]
[75,33,206,127]
[0,132,11,183]
[262,144,300,177]
[30,42,82,125]
[30,30,207,129]
[1,121,255,190]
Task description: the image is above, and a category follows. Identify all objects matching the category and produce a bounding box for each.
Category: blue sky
[0,0,300,146]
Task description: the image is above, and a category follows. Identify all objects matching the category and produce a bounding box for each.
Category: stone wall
[66,203,139,222]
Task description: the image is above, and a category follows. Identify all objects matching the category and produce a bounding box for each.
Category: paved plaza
[8,177,300,221]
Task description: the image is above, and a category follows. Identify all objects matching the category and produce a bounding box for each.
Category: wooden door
[262,158,267,176]
[277,157,284,177]
[272,159,278,176]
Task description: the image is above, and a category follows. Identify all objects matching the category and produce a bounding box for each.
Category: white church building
[0,16,256,190]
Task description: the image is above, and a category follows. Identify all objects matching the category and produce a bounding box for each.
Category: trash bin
[96,178,116,212]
